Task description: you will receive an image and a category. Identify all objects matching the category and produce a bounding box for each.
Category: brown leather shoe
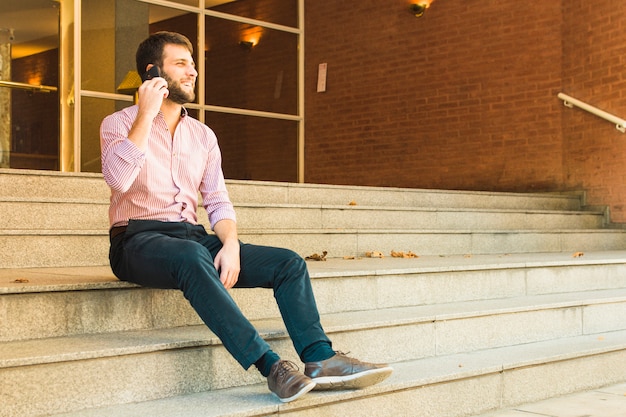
[304,352,393,390]
[267,360,316,402]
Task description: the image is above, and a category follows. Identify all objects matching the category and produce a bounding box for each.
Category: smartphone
[141,65,161,82]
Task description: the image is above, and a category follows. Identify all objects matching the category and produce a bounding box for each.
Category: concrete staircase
[1,168,626,417]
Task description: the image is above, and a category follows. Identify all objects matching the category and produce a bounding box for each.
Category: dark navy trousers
[109,219,330,369]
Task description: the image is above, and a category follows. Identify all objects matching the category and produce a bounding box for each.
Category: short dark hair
[135,31,194,74]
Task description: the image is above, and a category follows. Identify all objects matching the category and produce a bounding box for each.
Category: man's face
[160,44,198,104]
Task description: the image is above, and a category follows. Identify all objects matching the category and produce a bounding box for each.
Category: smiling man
[99,31,392,403]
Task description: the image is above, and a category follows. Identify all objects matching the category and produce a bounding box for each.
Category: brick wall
[561,0,626,222]
[304,0,564,192]
[304,0,626,223]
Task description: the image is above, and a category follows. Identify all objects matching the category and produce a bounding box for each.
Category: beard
[162,72,196,104]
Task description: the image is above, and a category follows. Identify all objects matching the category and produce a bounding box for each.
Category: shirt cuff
[208,207,237,230]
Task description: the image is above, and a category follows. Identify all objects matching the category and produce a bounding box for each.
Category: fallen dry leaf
[348,200,357,206]
[572,251,584,258]
[343,256,356,260]
[12,278,29,283]
[365,251,385,258]
[391,250,419,258]
[463,254,472,258]
[305,251,328,261]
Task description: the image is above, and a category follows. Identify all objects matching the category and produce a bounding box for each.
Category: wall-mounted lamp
[240,26,263,51]
[239,40,255,50]
[410,1,435,17]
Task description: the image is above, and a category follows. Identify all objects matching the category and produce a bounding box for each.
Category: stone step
[3,171,625,417]
[0,169,109,201]
[0,199,109,230]
[0,231,109,268]
[0,198,605,231]
[0,167,623,417]
[0,168,584,211]
[241,228,626,258]
[234,204,605,231]
[43,330,626,417]
[3,252,626,342]
[2,290,625,417]
[226,181,585,211]
[3,228,626,268]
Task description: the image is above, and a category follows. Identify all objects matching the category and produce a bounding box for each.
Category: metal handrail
[558,92,626,133]
[0,80,58,93]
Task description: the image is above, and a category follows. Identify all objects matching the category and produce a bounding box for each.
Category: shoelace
[276,360,300,379]
[332,351,363,370]
[333,351,358,363]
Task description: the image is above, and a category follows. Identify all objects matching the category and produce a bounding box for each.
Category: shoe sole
[273,381,316,403]
[310,366,393,390]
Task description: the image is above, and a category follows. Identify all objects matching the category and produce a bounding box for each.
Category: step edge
[3,252,626,293]
[3,291,626,368]
[42,329,626,417]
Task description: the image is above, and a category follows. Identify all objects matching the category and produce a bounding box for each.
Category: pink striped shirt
[100,105,237,229]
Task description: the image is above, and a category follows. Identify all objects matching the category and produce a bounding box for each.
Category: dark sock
[300,340,335,363]
[255,350,281,377]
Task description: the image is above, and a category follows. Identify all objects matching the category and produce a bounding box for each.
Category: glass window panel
[82,0,141,94]
[148,7,198,75]
[206,111,297,182]
[209,0,298,28]
[0,0,60,170]
[205,15,298,114]
[81,97,134,173]
[9,85,59,170]
[186,107,200,119]
[81,0,198,101]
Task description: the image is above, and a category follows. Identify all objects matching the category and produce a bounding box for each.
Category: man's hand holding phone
[128,65,169,152]
[137,65,168,117]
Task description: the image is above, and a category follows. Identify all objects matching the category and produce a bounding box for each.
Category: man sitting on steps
[100,31,392,403]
